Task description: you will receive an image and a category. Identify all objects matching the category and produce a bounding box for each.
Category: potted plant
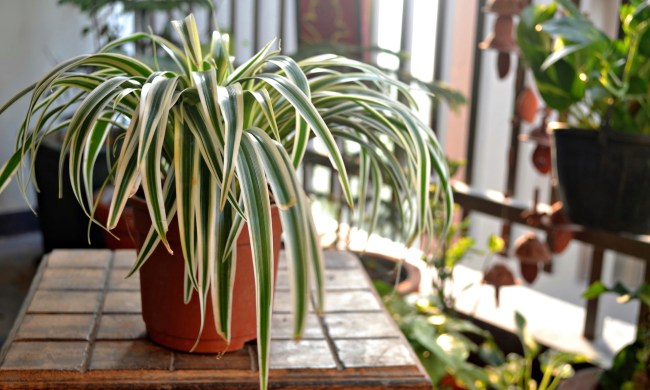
[516,0,650,234]
[0,14,452,389]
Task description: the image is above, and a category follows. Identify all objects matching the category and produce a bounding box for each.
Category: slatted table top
[0,249,431,389]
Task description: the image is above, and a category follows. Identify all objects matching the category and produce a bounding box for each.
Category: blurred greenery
[583,281,650,388]
[517,0,650,133]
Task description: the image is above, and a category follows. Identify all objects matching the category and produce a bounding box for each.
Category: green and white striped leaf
[357,140,370,231]
[127,170,177,277]
[140,97,173,253]
[246,89,280,141]
[226,39,278,85]
[173,112,199,293]
[172,14,203,71]
[210,30,233,83]
[82,112,114,212]
[191,159,215,349]
[217,83,244,209]
[291,114,310,168]
[107,110,140,229]
[137,74,179,166]
[246,128,307,336]
[135,75,179,251]
[64,76,133,211]
[252,73,353,207]
[269,55,311,98]
[235,135,274,390]
[210,199,237,341]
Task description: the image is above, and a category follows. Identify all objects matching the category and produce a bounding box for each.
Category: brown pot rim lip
[548,122,601,136]
[548,122,650,145]
[128,195,281,246]
[129,194,281,211]
[351,250,421,294]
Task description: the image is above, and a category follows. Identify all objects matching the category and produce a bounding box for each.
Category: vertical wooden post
[638,261,650,332]
[584,246,605,340]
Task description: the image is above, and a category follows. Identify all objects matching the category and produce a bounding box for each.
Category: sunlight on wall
[375,0,403,71]
[410,0,438,82]
[375,0,439,128]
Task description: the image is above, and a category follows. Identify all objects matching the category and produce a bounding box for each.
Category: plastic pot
[131,197,282,353]
[552,125,650,235]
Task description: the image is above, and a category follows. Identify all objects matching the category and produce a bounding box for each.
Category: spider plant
[0,15,452,389]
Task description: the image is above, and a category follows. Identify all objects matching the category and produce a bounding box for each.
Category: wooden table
[0,249,431,389]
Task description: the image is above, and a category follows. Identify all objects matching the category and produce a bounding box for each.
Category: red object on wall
[531,144,552,174]
[298,0,372,60]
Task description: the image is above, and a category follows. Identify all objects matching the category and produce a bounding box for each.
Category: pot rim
[549,122,650,146]
[128,195,281,247]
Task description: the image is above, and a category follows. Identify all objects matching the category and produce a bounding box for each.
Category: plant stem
[538,366,553,389]
[546,372,564,390]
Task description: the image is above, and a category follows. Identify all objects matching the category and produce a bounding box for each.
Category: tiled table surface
[0,249,430,389]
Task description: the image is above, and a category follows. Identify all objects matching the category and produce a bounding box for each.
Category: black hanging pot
[551,124,650,235]
[34,135,108,252]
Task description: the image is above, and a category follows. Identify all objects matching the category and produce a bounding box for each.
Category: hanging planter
[517,1,650,235]
[483,263,516,306]
[514,231,551,284]
[552,126,650,234]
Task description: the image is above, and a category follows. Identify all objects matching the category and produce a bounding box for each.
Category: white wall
[0,0,93,214]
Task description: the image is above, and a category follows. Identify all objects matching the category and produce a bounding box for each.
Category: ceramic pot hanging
[531,144,552,174]
[485,0,523,16]
[514,231,551,284]
[549,202,574,254]
[480,15,517,53]
[483,263,516,306]
[516,87,539,123]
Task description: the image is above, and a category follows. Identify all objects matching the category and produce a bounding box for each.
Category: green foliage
[517,0,650,133]
[379,288,490,389]
[379,289,585,389]
[379,206,584,388]
[583,281,650,388]
[484,312,585,390]
[59,0,216,48]
[487,234,505,254]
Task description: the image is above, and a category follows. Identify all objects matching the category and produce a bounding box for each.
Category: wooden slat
[583,246,605,340]
[453,182,650,260]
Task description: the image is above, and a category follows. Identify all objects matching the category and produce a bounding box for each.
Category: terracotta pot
[95,185,137,250]
[516,87,539,124]
[531,144,551,174]
[131,197,282,353]
[356,251,421,294]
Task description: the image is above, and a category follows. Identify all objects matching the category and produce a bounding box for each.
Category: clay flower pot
[514,231,551,284]
[549,202,574,254]
[485,0,523,16]
[480,16,517,53]
[483,263,516,306]
[516,87,539,124]
[132,197,282,353]
[531,144,552,174]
